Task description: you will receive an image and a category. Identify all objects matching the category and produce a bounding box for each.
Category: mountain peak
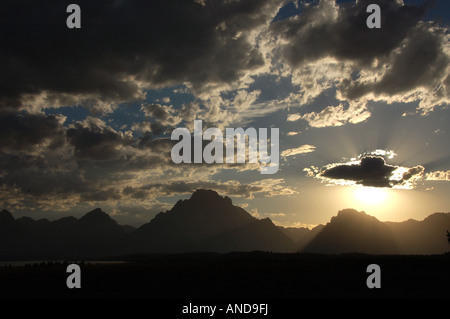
[336,208,368,217]
[190,189,220,200]
[304,208,398,254]
[189,189,232,206]
[132,189,257,253]
[333,209,378,223]
[260,217,275,225]
[422,212,450,223]
[80,208,115,225]
[90,207,104,214]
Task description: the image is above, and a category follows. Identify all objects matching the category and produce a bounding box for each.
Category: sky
[0,0,449,227]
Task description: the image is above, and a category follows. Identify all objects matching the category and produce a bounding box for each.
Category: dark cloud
[66,117,133,160]
[0,111,85,199]
[80,188,122,202]
[123,186,149,200]
[134,103,183,136]
[340,21,449,99]
[0,112,66,151]
[149,122,165,136]
[271,0,448,109]
[0,0,281,111]
[0,111,177,209]
[272,0,429,66]
[318,156,424,188]
[400,166,424,183]
[141,104,172,122]
[144,122,166,136]
[136,132,174,152]
[321,156,395,187]
[0,150,90,198]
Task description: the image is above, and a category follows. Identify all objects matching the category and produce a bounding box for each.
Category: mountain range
[1,189,449,259]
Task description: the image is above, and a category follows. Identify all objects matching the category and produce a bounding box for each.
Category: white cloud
[269,212,286,217]
[249,208,260,218]
[426,170,450,181]
[281,145,316,158]
[301,100,370,128]
[287,114,301,122]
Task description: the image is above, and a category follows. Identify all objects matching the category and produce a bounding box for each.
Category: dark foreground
[1,252,449,300]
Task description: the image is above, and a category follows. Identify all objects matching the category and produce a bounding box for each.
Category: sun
[353,186,388,206]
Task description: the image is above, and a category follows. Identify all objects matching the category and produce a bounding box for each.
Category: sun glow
[353,187,388,206]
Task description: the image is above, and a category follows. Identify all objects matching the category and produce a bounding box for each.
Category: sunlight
[353,187,388,206]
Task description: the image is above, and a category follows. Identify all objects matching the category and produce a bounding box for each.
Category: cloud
[339,22,449,112]
[0,106,296,214]
[281,145,316,158]
[1,0,449,226]
[66,117,134,160]
[0,148,90,201]
[426,170,450,181]
[0,112,66,152]
[270,0,449,113]
[2,0,447,120]
[272,220,317,229]
[141,104,182,127]
[1,0,447,119]
[248,208,260,218]
[308,155,425,189]
[272,0,428,67]
[269,212,286,217]
[80,188,122,202]
[361,149,397,160]
[0,0,283,112]
[0,113,170,208]
[301,100,371,128]
[0,111,89,205]
[287,114,302,122]
[121,178,297,200]
[232,90,261,111]
[322,156,395,188]
[132,103,183,135]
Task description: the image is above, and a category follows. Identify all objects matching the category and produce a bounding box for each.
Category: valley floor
[1,252,449,300]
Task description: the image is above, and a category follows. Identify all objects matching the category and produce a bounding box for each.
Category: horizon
[1,0,449,232]
[2,186,449,258]
[2,188,449,229]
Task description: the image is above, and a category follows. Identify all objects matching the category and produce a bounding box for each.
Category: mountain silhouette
[119,189,296,253]
[386,213,450,254]
[79,208,116,225]
[302,209,400,254]
[0,208,128,259]
[1,190,449,259]
[190,217,297,253]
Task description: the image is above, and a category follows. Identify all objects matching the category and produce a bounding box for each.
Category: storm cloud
[66,117,134,160]
[271,0,429,66]
[0,0,282,111]
[0,112,66,151]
